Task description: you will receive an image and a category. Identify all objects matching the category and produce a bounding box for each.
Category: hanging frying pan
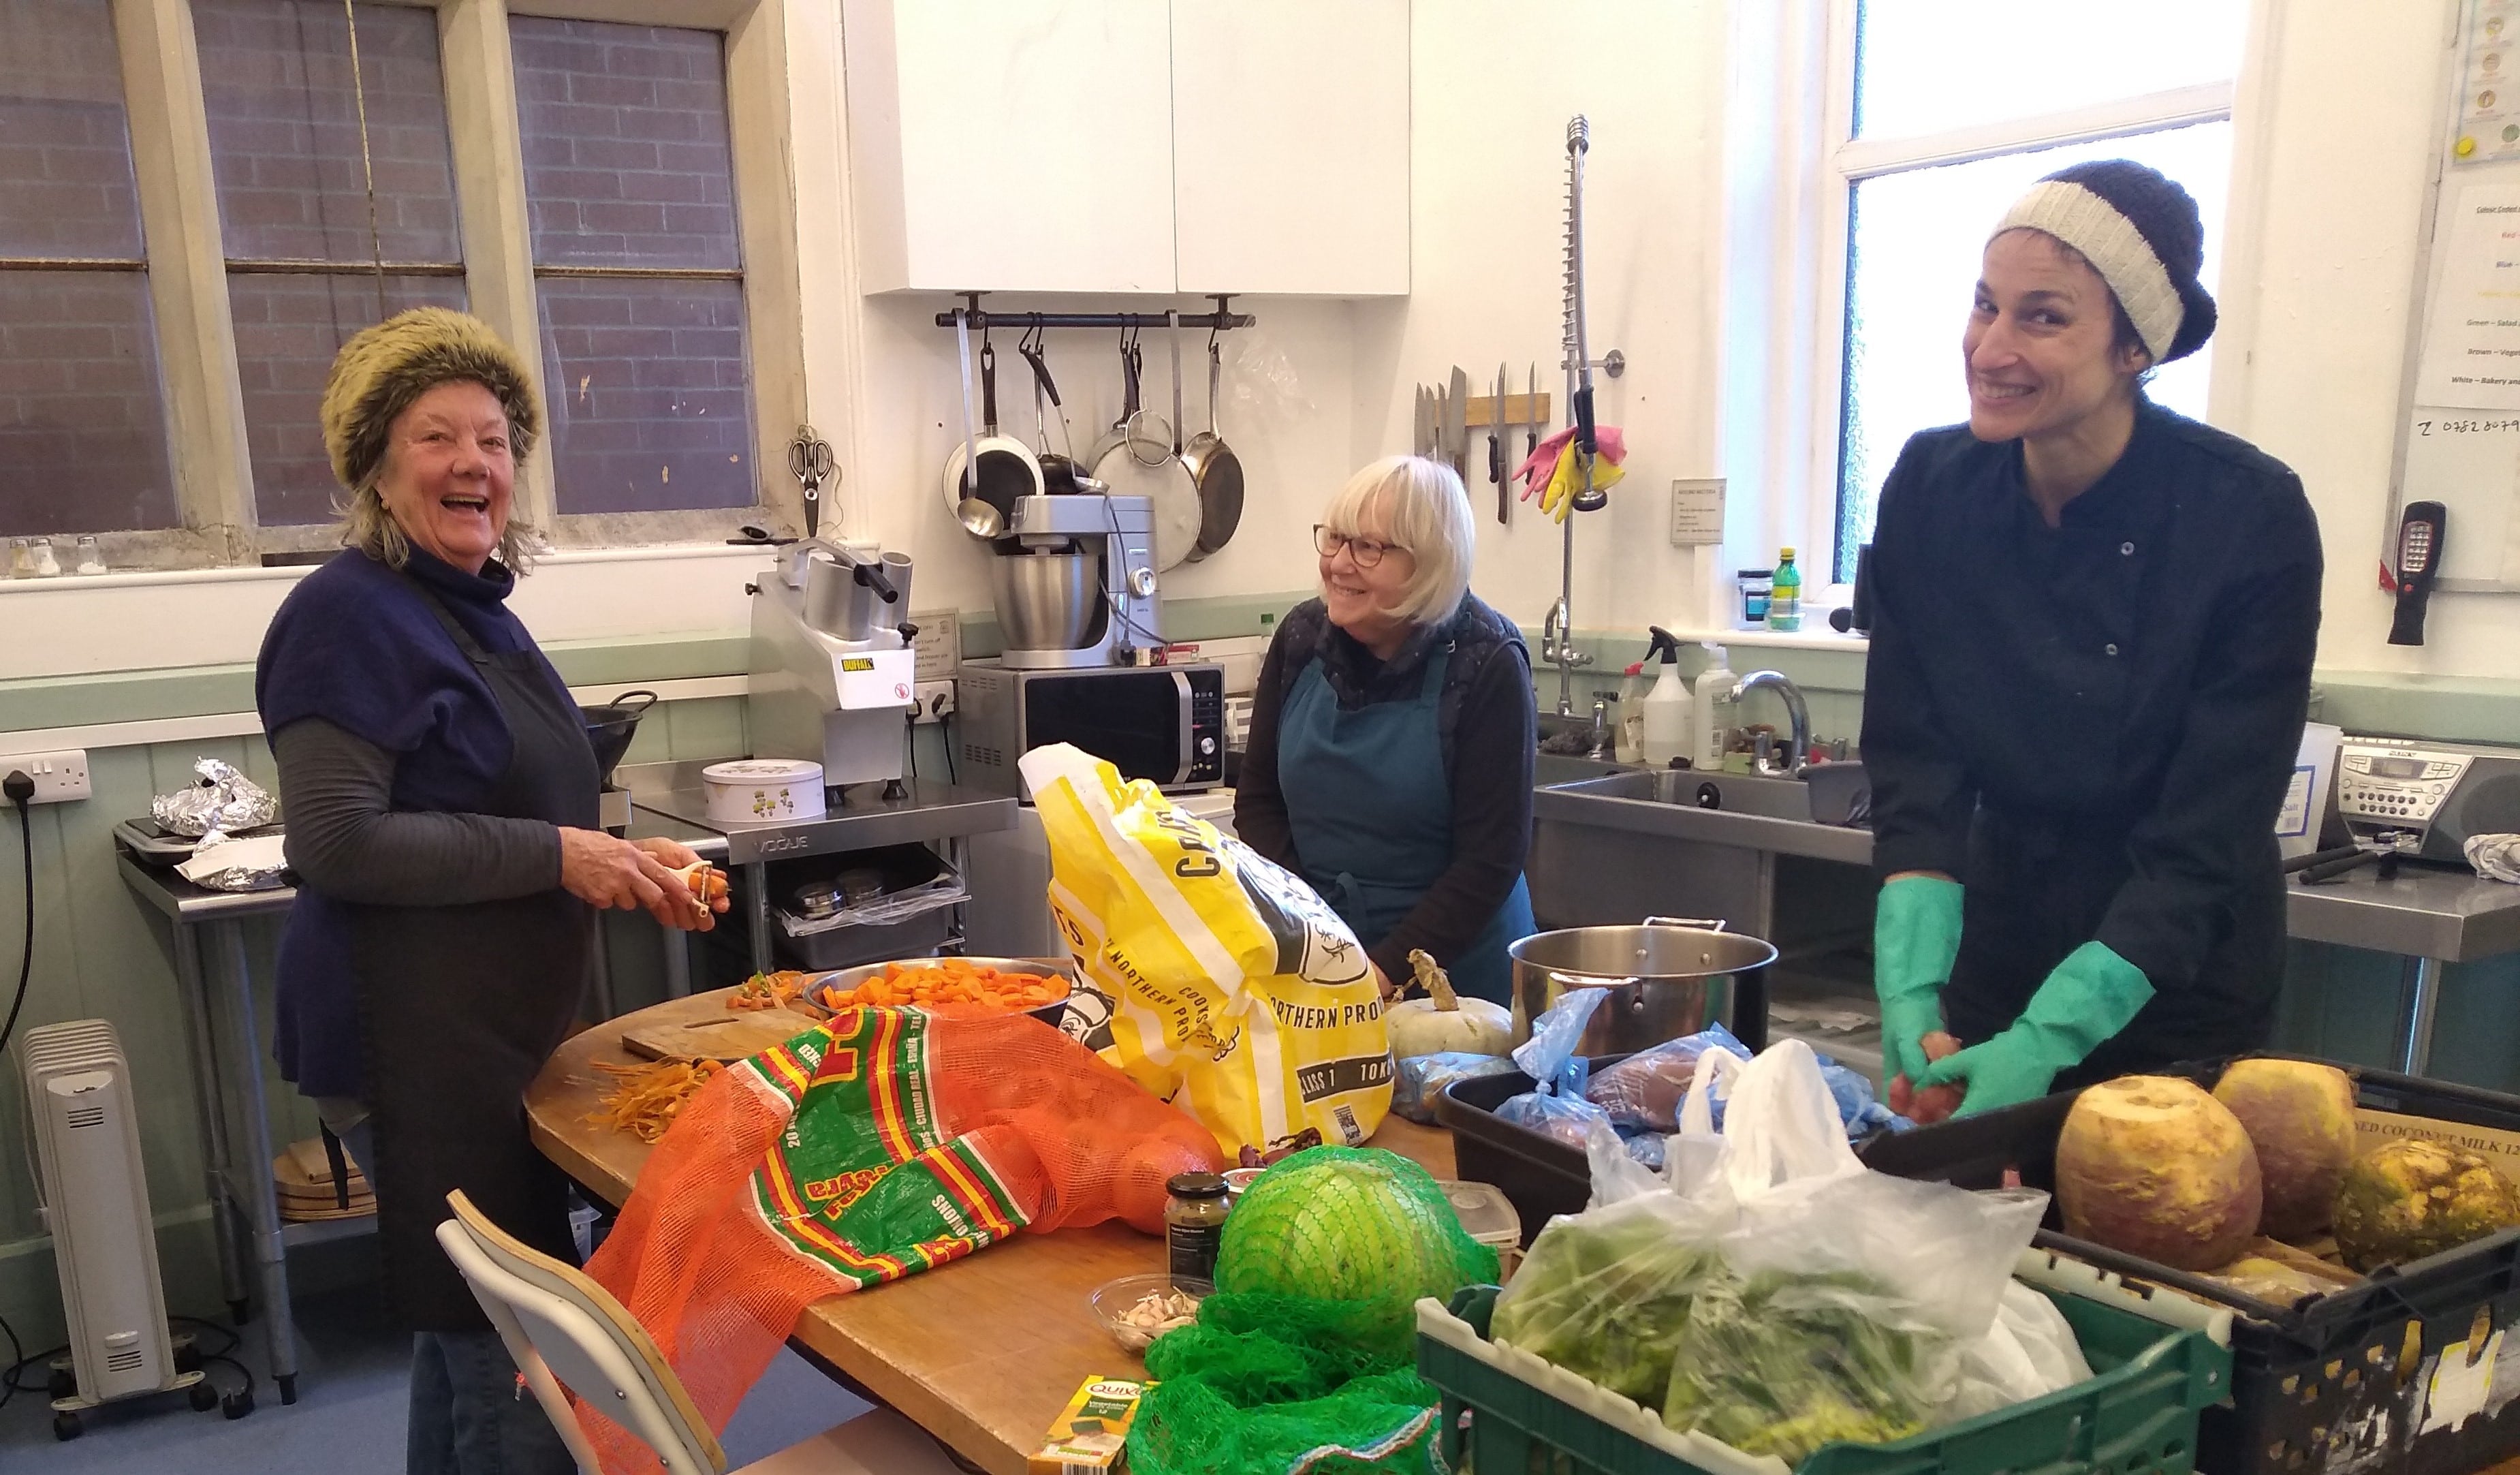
[940,325,1043,540]
[1180,332,1244,561]
[1088,315,1201,570]
[1018,330,1093,494]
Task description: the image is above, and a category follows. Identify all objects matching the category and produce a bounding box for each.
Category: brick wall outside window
[195,0,465,526]
[514,16,754,515]
[0,0,177,537]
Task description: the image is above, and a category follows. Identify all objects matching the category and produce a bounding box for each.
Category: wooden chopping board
[619,988,828,1062]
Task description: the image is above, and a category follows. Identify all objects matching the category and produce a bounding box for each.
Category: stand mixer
[987,493,1163,666]
[748,540,919,790]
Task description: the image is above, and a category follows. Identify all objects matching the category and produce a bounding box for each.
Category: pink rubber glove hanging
[1515,424,1626,499]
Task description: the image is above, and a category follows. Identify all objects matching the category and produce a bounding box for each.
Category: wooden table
[525,993,1455,1475]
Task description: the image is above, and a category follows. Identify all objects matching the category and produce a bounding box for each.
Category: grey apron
[352,576,598,1331]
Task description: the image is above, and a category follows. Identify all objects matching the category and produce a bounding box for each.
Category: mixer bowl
[989,550,1099,652]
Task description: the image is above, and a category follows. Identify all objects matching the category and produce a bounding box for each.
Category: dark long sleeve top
[1860,397,2323,988]
[272,717,561,907]
[1234,593,1537,980]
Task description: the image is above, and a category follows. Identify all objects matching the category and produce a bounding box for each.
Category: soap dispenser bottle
[1616,661,1647,764]
[1691,642,1735,771]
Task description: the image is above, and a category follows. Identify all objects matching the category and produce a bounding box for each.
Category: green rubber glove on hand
[1873,875,1964,1089]
[1920,941,2154,1118]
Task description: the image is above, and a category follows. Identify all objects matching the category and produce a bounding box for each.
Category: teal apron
[1275,643,1534,1004]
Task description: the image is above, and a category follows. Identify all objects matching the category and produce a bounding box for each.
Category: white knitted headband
[1991,181,2183,363]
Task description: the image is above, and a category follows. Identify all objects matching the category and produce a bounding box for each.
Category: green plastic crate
[1417,1258,2233,1475]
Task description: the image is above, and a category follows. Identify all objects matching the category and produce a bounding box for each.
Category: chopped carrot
[816,958,1071,1015]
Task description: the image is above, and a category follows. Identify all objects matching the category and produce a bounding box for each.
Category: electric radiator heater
[19,1019,180,1407]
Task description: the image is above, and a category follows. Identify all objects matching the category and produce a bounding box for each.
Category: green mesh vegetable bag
[1127,1149,1500,1475]
[1127,1294,1445,1475]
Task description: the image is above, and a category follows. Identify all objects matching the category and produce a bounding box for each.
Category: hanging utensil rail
[932,293,1256,333]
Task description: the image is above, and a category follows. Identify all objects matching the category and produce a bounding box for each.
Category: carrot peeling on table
[727,970,813,1010]
[588,1057,723,1143]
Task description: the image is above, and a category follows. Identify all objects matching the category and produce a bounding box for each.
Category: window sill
[0,538,774,596]
[1658,624,1870,654]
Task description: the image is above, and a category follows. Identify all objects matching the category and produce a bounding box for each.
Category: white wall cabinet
[1170,0,1408,297]
[841,0,1178,294]
[842,0,1408,296]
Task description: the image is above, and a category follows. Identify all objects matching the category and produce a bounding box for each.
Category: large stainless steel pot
[1509,916,1775,1057]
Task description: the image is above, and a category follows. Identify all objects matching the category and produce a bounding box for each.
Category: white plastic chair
[435,1191,961,1474]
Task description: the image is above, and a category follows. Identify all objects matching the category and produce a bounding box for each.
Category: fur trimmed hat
[1991,159,2217,366]
[320,307,542,491]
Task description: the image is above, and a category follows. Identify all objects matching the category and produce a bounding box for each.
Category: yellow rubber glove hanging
[1541,441,1626,523]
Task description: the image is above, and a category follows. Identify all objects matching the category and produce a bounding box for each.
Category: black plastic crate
[1857,1053,2520,1475]
[1433,1059,1620,1244]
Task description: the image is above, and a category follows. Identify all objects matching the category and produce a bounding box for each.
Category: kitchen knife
[1444,366,1469,481]
[1492,363,1510,525]
[1415,386,1433,457]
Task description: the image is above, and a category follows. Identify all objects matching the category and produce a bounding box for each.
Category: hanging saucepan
[580,689,657,788]
[940,322,1042,539]
[1180,332,1244,561]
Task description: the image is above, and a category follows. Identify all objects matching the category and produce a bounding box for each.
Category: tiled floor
[0,1282,868,1472]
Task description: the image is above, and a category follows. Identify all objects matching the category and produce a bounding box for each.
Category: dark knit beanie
[1989,159,2218,364]
[319,307,542,491]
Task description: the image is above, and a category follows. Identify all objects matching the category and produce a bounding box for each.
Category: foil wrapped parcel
[153,758,278,837]
[176,830,291,892]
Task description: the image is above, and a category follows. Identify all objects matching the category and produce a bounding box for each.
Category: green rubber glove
[1873,875,1964,1088]
[1920,941,2154,1118]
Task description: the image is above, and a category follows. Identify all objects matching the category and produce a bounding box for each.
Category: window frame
[1803,0,2240,590]
[15,0,807,568]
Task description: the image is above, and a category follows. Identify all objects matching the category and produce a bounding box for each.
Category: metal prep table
[111,790,640,1403]
[618,760,1018,989]
[2285,863,2520,1076]
[1530,775,2520,1082]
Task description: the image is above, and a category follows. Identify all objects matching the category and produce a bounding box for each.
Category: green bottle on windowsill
[1767,547,1802,632]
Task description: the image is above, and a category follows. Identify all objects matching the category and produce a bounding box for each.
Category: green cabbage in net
[1127,1149,1500,1475]
[1215,1147,1500,1338]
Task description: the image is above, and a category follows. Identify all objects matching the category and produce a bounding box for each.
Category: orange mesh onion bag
[573,1006,1224,1473]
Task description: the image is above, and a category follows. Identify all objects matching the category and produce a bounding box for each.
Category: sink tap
[1541,596,1592,715]
[1587,694,1613,760]
[1730,670,1809,779]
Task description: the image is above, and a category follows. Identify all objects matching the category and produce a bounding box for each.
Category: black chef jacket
[1861,397,2322,1075]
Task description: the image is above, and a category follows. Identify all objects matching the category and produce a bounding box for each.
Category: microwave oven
[957,662,1227,798]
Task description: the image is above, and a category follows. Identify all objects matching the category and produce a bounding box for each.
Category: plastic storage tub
[1418,1255,2231,1475]
[1857,1054,2520,1475]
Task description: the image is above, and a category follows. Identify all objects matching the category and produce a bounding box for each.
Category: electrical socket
[0,748,91,804]
[913,680,956,724]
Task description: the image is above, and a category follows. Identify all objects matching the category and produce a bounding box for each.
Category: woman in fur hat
[255,307,725,1473]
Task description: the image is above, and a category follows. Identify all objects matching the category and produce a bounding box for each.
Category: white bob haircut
[1319,453,1476,627]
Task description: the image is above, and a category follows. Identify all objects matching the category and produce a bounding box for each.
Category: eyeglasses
[1313,525,1409,569]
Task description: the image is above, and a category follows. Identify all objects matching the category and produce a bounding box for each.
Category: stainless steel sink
[1560,763,1870,826]
[1532,752,1633,787]
[1526,760,1876,937]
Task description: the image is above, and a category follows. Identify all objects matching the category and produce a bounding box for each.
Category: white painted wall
[2214,1,2517,677]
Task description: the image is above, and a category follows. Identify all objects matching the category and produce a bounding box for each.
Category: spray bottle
[1691,642,1735,771]
[1640,627,1691,768]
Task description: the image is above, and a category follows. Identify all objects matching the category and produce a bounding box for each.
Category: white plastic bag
[1505,1039,2063,1464]
[1941,1280,2096,1423]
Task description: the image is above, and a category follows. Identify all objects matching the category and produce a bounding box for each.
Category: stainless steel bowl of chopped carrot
[806,957,1077,1021]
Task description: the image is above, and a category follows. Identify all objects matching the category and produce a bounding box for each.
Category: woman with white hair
[1235,454,1537,1003]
